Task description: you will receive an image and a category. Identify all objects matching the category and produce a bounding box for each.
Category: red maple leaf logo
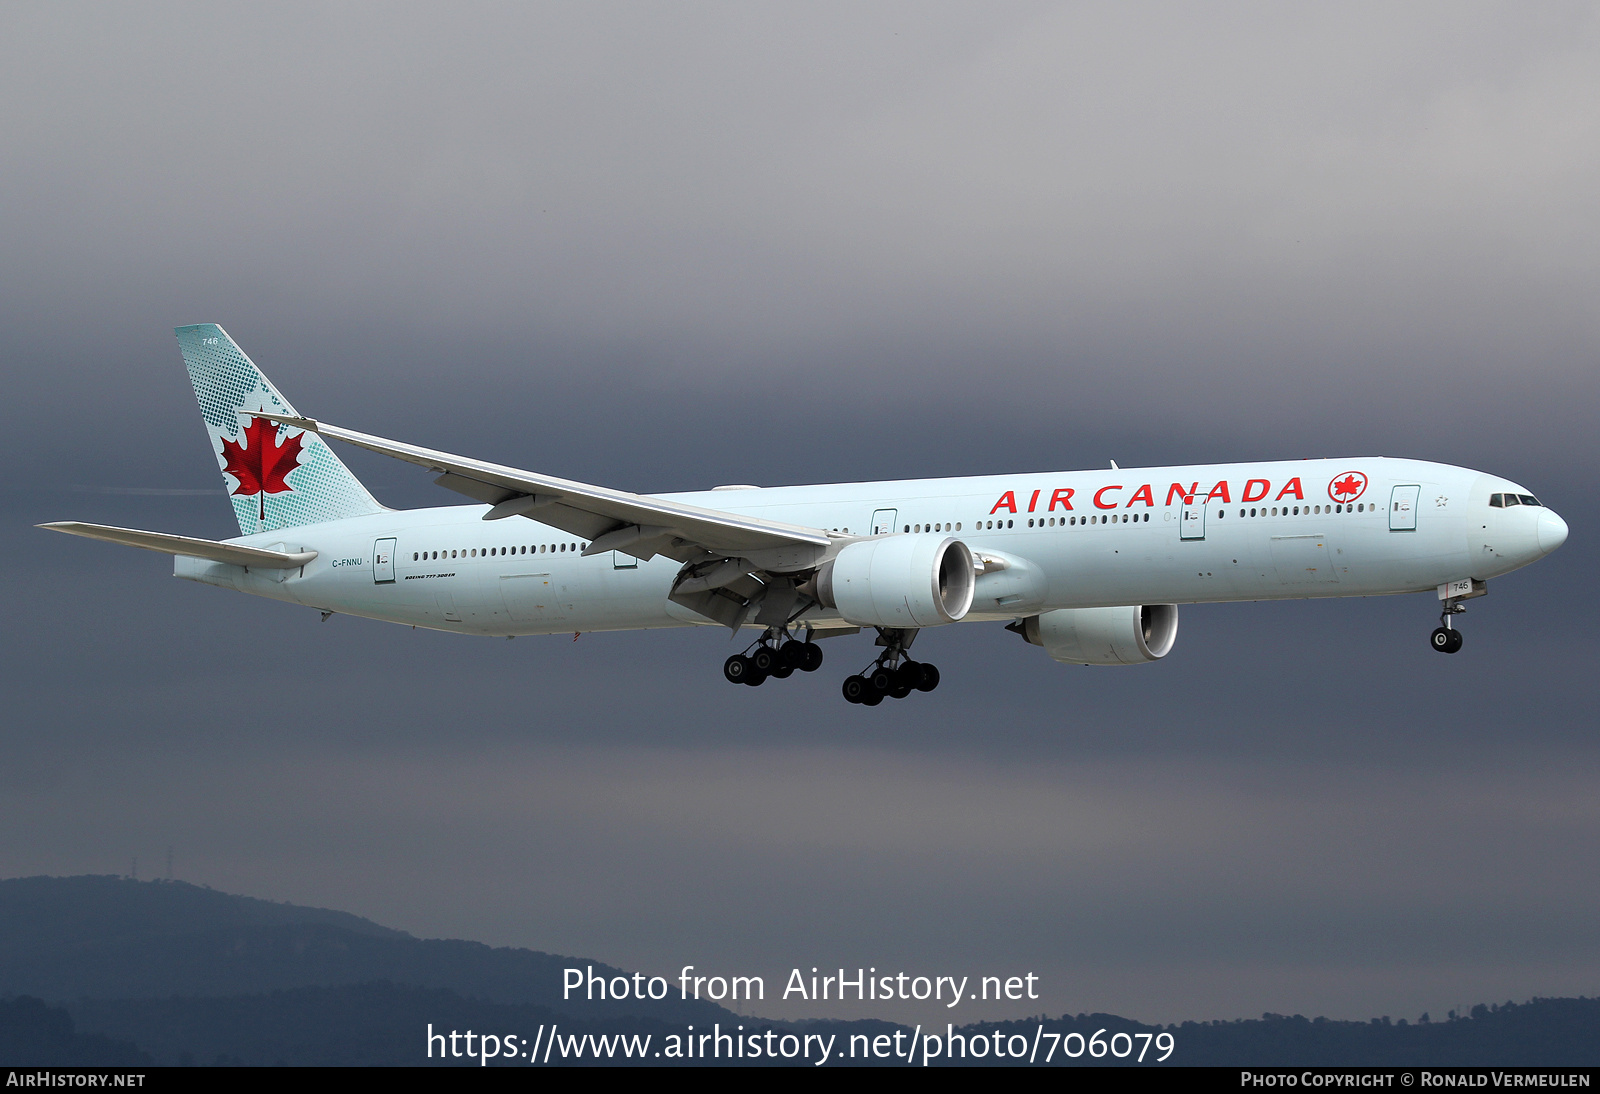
[220,416,304,502]
[1329,472,1367,501]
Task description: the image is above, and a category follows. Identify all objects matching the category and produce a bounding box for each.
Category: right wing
[38,521,317,569]
[258,413,833,567]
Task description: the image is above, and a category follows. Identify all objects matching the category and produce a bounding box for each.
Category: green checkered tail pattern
[176,323,385,536]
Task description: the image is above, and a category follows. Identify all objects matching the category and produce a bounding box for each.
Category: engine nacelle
[1019,605,1178,665]
[813,536,975,628]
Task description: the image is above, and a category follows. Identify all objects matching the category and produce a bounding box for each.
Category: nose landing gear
[1430,601,1467,654]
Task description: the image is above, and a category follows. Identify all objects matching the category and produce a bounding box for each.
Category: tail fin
[176,324,384,535]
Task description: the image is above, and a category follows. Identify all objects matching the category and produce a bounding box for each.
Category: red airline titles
[989,478,1305,515]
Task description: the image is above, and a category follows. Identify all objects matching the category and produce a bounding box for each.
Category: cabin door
[373,538,396,584]
[1389,485,1420,531]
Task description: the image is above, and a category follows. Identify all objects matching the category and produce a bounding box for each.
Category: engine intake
[812,536,974,628]
[1018,605,1178,665]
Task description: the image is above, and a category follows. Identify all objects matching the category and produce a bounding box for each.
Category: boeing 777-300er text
[42,325,1569,704]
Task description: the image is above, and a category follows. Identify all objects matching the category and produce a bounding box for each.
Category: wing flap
[38,521,317,569]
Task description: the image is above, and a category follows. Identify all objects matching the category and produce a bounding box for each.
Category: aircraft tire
[842,675,866,703]
[1430,627,1453,653]
[916,664,940,692]
[750,646,777,674]
[724,655,752,683]
[801,643,824,672]
[860,689,884,706]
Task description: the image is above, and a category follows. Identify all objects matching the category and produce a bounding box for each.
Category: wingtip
[258,412,320,432]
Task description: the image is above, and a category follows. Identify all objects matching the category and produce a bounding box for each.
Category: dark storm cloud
[2,2,1597,1026]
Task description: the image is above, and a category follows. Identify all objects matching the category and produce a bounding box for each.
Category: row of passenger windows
[841,505,1365,536]
[1217,502,1370,519]
[1489,493,1542,508]
[413,542,586,562]
[1024,513,1151,527]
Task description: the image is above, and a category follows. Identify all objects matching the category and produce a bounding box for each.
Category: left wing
[259,414,832,569]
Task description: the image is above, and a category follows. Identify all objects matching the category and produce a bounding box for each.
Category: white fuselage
[175,457,1564,637]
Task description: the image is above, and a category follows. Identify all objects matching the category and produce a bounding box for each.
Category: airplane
[41,324,1569,705]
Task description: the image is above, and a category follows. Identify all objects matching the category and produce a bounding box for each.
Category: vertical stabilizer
[176,324,384,535]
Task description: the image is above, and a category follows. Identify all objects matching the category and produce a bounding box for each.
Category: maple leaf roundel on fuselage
[1328,471,1368,503]
[219,416,305,497]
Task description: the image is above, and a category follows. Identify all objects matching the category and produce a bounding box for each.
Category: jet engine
[1015,604,1178,665]
[810,536,975,628]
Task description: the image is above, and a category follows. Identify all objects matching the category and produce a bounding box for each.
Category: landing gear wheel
[779,640,807,668]
[915,664,940,692]
[860,689,883,706]
[842,675,867,704]
[1430,627,1463,654]
[890,683,913,699]
[896,661,923,690]
[800,643,824,672]
[744,667,767,685]
[724,655,752,684]
[869,667,895,694]
[750,646,777,674]
[769,664,794,679]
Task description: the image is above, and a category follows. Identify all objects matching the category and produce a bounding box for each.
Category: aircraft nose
[1538,510,1569,555]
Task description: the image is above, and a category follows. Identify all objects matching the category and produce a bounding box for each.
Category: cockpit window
[1503,493,1520,506]
[1518,494,1541,507]
[1489,494,1503,507]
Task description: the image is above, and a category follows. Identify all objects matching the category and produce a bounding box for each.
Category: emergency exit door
[871,509,898,536]
[1389,485,1420,531]
[373,538,396,584]
[1180,500,1206,540]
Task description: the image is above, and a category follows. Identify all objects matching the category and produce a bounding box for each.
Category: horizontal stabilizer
[38,522,317,569]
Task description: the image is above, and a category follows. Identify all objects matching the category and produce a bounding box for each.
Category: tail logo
[220,416,304,520]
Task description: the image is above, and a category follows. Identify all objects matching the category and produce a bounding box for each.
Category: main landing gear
[1430,601,1466,654]
[842,628,940,706]
[723,628,824,686]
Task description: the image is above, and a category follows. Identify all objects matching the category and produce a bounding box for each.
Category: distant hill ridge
[0,875,727,1024]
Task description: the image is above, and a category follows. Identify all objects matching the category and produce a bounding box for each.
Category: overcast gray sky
[2,1,1597,1025]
